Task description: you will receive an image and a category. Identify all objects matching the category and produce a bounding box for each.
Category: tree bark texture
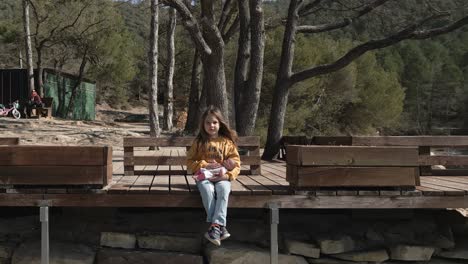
[185,51,203,134]
[149,0,160,138]
[236,0,265,136]
[234,0,250,130]
[200,0,229,119]
[37,55,44,96]
[262,0,301,160]
[164,7,176,131]
[64,49,87,118]
[23,0,35,93]
[167,0,229,121]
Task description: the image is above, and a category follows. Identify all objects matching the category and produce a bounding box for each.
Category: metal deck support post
[39,204,49,264]
[268,202,279,264]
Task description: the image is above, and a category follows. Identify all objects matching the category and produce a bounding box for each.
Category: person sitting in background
[26,89,44,117]
[29,89,43,107]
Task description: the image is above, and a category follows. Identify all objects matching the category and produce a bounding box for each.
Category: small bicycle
[0,101,21,119]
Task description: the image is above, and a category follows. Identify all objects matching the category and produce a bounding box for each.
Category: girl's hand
[222,159,235,170]
[206,160,222,169]
[209,174,229,182]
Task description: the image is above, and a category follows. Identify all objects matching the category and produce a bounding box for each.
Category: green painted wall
[43,71,96,120]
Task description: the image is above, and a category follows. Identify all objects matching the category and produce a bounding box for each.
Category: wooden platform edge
[0,193,466,208]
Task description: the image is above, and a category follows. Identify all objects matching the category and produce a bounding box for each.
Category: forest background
[1,0,467,158]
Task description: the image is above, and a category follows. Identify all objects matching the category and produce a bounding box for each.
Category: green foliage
[4,0,466,134]
[0,1,21,68]
[341,54,404,134]
[257,30,405,138]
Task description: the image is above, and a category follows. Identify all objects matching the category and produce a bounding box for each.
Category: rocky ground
[0,104,152,151]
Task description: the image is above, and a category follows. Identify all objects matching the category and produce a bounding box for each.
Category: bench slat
[419,155,468,166]
[0,138,19,145]
[230,179,252,195]
[351,136,468,147]
[170,149,191,194]
[126,155,261,167]
[0,166,107,185]
[419,178,466,196]
[130,175,154,193]
[150,149,171,193]
[108,175,139,193]
[123,136,261,177]
[236,175,271,195]
[247,175,289,194]
[287,145,419,166]
[292,167,418,187]
[0,146,111,166]
[170,175,190,193]
[124,136,259,147]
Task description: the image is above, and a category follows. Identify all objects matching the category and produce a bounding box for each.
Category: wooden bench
[0,137,19,145]
[0,145,112,188]
[30,97,53,119]
[312,136,468,176]
[37,97,53,118]
[286,145,420,188]
[123,136,261,177]
[279,136,310,161]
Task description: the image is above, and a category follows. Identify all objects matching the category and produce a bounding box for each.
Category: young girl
[187,106,240,246]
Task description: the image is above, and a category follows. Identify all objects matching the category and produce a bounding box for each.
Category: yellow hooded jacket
[187,136,241,181]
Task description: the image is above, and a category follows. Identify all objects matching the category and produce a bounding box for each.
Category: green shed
[43,69,96,120]
[0,68,96,120]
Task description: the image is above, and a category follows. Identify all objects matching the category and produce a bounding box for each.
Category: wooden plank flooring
[104,152,468,198]
[1,149,468,208]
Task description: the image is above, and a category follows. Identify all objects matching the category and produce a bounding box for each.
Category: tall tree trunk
[36,51,44,97]
[185,51,203,134]
[201,51,228,119]
[149,0,160,139]
[262,79,292,160]
[166,0,233,122]
[234,0,250,130]
[236,0,265,136]
[19,50,23,68]
[164,8,176,131]
[200,2,229,120]
[54,60,66,116]
[64,49,87,118]
[262,0,301,160]
[22,0,35,93]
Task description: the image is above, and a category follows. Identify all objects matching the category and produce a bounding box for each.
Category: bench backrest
[123,136,261,176]
[0,145,112,187]
[0,137,19,145]
[279,136,309,160]
[312,136,468,176]
[286,145,420,187]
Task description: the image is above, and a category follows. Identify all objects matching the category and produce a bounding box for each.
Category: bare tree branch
[298,0,323,17]
[410,15,468,39]
[297,0,390,34]
[49,2,91,41]
[355,0,390,17]
[297,18,351,33]
[290,13,467,85]
[163,0,212,55]
[218,0,233,30]
[222,14,239,43]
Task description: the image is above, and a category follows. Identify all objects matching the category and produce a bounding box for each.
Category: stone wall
[0,208,467,264]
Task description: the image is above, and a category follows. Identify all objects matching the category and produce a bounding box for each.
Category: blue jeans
[196,180,231,226]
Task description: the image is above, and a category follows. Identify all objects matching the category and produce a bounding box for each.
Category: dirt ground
[0,104,152,151]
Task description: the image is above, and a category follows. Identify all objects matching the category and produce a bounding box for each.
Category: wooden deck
[1,149,468,208]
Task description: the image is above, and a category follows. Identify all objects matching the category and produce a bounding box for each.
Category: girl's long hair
[196,105,238,147]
